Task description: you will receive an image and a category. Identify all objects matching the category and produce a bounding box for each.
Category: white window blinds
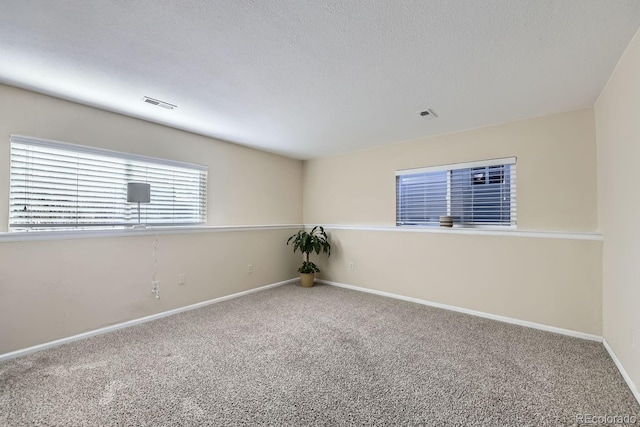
[9,135,207,231]
[396,157,516,227]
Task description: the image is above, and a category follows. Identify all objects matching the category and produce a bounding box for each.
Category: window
[9,135,207,231]
[396,157,516,227]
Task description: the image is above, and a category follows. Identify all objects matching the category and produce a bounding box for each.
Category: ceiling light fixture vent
[141,96,177,110]
[419,109,437,119]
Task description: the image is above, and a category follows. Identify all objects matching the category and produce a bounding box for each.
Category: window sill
[320,224,602,241]
[0,224,303,243]
[0,223,602,243]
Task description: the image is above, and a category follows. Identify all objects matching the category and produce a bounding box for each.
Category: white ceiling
[1,1,639,160]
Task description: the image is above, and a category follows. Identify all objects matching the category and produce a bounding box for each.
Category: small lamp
[127,182,151,227]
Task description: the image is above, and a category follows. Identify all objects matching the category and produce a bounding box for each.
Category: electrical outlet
[151,280,160,299]
[348,262,354,271]
[178,273,186,286]
[248,264,253,274]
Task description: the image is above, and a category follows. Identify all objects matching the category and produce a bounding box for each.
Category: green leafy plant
[286,226,331,274]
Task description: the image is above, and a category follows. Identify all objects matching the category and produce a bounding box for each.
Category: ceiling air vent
[419,109,437,119]
[141,96,177,110]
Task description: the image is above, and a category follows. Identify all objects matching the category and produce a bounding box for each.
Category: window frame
[396,157,517,229]
[9,134,208,231]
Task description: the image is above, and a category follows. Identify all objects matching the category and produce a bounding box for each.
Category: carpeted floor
[0,283,638,426]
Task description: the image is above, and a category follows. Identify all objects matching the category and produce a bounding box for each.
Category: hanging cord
[151,234,160,299]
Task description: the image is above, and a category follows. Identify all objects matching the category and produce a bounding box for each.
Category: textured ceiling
[1,1,639,159]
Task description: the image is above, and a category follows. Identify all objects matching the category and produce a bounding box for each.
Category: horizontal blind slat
[10,137,207,231]
[397,163,516,227]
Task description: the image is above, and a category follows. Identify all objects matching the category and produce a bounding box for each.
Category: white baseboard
[603,338,640,406]
[0,278,297,362]
[318,279,602,342]
[324,279,640,405]
[5,277,637,406]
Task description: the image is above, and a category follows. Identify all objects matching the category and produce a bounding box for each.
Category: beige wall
[304,108,597,232]
[304,109,602,335]
[0,84,303,354]
[0,229,300,353]
[317,230,602,335]
[595,29,640,392]
[0,84,303,229]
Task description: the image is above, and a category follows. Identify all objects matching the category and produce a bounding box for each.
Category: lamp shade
[127,183,151,203]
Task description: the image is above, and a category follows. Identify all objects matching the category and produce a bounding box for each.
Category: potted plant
[286,226,331,287]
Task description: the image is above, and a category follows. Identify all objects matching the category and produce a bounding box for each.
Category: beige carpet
[0,283,638,426]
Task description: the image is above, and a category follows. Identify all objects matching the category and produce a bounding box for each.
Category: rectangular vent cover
[141,97,177,110]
